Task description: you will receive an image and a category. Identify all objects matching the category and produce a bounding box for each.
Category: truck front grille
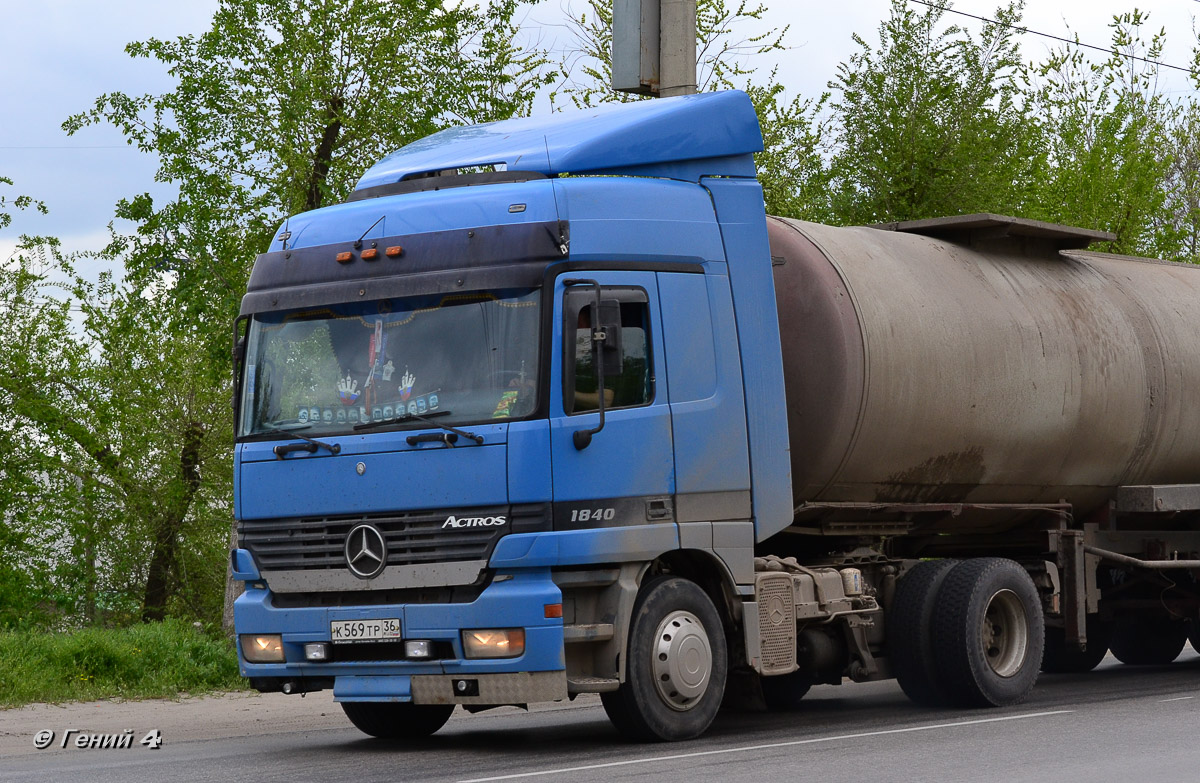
[239,504,547,572]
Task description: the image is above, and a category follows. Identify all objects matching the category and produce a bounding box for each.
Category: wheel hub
[981,588,1028,678]
[652,609,712,711]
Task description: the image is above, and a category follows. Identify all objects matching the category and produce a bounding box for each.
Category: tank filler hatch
[871,213,1114,252]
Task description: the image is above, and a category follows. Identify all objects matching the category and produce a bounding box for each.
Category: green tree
[1163,102,1200,263]
[1164,40,1200,264]
[0,242,232,626]
[0,182,54,628]
[1024,11,1176,256]
[828,0,1038,225]
[748,79,833,222]
[55,0,552,626]
[0,177,47,231]
[65,0,553,365]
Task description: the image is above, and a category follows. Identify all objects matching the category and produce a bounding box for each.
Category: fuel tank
[767,214,1200,519]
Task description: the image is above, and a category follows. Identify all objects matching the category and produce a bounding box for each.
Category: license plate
[330,618,401,643]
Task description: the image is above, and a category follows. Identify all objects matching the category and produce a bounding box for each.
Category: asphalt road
[4,651,1199,783]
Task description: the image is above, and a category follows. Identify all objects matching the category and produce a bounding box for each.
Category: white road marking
[1158,696,1195,702]
[457,709,1075,783]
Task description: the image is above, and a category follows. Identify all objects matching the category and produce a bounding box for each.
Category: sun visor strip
[347,171,550,202]
[239,220,568,315]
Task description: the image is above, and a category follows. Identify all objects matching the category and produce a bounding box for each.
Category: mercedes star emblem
[344,524,387,579]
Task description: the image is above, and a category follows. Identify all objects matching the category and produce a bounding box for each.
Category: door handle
[646,498,672,521]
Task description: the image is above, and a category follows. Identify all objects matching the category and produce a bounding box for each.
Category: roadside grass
[0,619,245,708]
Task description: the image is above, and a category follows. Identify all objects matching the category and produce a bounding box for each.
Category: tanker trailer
[231,91,1200,740]
[758,213,1200,706]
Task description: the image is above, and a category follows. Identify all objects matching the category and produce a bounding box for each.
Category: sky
[1,0,1198,268]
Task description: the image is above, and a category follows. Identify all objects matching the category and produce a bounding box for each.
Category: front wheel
[601,576,728,741]
[341,702,454,739]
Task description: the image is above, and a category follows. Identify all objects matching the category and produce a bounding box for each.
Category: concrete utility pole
[612,0,697,97]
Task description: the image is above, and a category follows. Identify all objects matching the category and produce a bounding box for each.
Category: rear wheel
[341,702,454,739]
[931,558,1044,707]
[601,576,728,741]
[887,559,958,707]
[1109,615,1187,665]
[1041,616,1111,673]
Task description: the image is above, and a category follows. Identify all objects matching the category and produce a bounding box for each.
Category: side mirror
[563,279,615,450]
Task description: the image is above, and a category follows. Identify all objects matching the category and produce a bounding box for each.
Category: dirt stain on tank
[878,448,986,502]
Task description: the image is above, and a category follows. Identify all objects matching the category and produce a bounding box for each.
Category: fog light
[241,634,285,663]
[462,628,525,659]
[405,640,433,659]
[304,643,329,661]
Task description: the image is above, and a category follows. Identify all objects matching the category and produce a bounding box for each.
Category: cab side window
[565,289,652,414]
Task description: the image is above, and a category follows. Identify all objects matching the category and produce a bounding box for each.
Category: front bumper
[234,566,566,704]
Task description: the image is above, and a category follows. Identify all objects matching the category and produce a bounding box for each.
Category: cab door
[549,271,674,529]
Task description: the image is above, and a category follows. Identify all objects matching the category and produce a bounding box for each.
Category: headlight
[462,628,525,659]
[241,634,285,663]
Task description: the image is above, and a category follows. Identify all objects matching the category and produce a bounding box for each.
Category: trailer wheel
[600,576,728,741]
[340,702,454,739]
[761,671,813,710]
[1109,615,1187,665]
[887,559,958,707]
[932,558,1043,707]
[1041,617,1111,673]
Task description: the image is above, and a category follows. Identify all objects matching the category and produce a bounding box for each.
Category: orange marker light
[385,246,404,258]
[336,251,354,264]
[361,248,379,260]
[544,603,563,619]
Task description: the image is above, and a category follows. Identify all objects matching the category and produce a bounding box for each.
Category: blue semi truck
[232,90,1200,741]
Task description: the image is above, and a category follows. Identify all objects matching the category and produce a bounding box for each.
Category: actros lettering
[442,515,507,529]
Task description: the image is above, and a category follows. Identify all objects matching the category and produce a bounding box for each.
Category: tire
[341,702,454,739]
[887,559,959,707]
[761,670,813,710]
[1109,615,1187,665]
[1041,616,1111,673]
[601,576,728,741]
[931,558,1044,708]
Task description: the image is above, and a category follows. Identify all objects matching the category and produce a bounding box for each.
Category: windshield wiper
[261,426,342,458]
[353,409,451,431]
[354,409,483,445]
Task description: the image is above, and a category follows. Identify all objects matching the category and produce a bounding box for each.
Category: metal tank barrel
[767,214,1200,521]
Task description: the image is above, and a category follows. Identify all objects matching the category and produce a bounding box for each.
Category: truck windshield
[238,288,540,438]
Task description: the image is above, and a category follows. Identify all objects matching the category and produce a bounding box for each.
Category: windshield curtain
[239,288,540,437]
